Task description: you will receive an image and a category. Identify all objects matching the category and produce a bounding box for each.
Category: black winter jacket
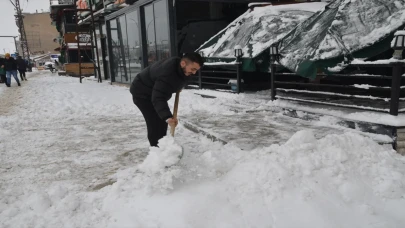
[130,57,187,120]
[3,57,18,71]
[16,58,27,71]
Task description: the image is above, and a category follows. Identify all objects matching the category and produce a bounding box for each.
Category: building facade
[22,12,60,56]
[49,0,314,80]
[103,0,253,83]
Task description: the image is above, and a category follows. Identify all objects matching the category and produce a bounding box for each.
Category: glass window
[102,24,110,80]
[144,4,156,66]
[154,0,170,61]
[118,15,129,82]
[64,11,76,24]
[94,27,104,79]
[68,49,93,63]
[109,19,121,82]
[143,0,170,66]
[126,10,142,82]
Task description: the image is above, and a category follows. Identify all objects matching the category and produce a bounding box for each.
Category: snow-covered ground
[1,71,405,228]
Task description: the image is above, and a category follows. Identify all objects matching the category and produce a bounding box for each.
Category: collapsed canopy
[278,0,405,78]
[198,2,327,59]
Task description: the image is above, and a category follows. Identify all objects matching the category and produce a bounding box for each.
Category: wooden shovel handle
[170,91,180,136]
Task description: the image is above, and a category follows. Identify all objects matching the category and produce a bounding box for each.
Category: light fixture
[392,30,405,59]
[270,43,279,62]
[234,45,243,58]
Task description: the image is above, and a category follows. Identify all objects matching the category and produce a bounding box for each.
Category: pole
[14,0,30,60]
[13,37,18,55]
[236,56,241,94]
[89,0,102,83]
[198,69,202,89]
[76,8,82,83]
[271,63,276,101]
[390,63,402,116]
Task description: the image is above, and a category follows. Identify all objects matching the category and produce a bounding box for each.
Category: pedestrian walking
[0,57,6,84]
[16,56,28,81]
[130,53,204,147]
[1,53,20,87]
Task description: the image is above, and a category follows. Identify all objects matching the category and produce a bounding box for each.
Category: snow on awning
[197,2,327,58]
[278,0,405,78]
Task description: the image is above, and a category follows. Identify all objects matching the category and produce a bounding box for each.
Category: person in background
[16,56,28,81]
[0,57,6,84]
[1,53,20,87]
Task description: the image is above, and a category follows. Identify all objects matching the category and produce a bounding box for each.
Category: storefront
[105,0,175,83]
[104,0,255,83]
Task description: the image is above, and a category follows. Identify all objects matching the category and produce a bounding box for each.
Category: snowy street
[1,71,405,228]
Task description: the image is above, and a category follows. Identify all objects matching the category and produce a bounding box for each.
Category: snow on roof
[251,2,328,14]
[198,2,327,59]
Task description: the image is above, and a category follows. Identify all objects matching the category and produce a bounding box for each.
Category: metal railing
[190,58,243,93]
[270,62,405,116]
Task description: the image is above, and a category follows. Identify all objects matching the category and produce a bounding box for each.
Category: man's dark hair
[182,52,204,66]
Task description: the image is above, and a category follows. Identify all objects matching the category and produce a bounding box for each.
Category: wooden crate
[64,63,94,76]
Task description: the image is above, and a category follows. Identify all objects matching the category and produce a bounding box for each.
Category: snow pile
[139,136,183,174]
[2,72,405,227]
[98,130,405,227]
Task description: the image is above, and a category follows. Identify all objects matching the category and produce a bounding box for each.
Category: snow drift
[2,130,405,228]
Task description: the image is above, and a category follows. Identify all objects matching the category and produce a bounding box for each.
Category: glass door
[109,19,121,82]
[126,10,142,82]
[143,0,170,66]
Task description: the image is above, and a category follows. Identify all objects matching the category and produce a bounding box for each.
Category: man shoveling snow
[130,52,204,148]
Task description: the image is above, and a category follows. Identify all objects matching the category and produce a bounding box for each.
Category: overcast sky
[0,0,50,54]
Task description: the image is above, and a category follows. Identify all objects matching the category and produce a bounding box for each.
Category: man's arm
[151,75,175,121]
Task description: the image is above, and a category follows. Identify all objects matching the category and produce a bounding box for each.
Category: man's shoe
[17,82,21,86]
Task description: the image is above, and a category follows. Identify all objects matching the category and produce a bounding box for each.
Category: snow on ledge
[204,61,240,66]
[268,99,405,127]
[394,30,405,36]
[351,58,405,65]
[248,2,271,7]
[228,79,244,84]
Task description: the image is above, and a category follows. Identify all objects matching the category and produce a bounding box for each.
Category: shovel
[170,91,180,137]
[170,91,184,159]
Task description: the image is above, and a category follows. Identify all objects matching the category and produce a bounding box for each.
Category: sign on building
[64,33,91,43]
[75,34,91,43]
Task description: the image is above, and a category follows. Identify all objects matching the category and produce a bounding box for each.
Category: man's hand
[167,118,178,128]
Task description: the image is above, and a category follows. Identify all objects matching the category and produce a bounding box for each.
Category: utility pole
[10,0,30,60]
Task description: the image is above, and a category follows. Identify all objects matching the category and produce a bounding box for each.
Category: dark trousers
[18,70,26,80]
[0,74,5,83]
[133,97,168,147]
